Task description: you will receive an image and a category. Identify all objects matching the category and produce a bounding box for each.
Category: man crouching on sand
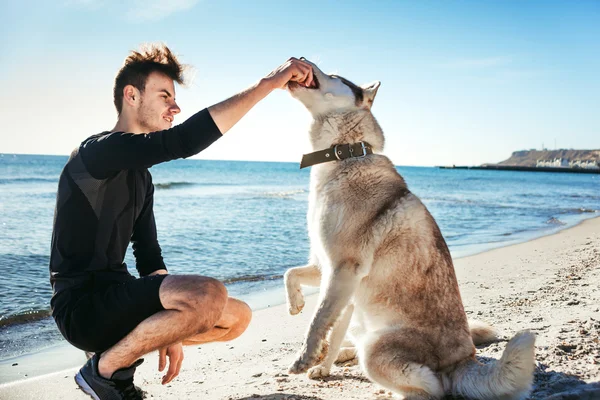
[49,43,315,400]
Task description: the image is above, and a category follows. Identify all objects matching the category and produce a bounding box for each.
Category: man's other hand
[158,342,184,384]
[264,57,314,90]
[149,269,168,276]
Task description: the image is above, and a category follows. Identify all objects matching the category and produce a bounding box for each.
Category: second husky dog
[284,58,536,400]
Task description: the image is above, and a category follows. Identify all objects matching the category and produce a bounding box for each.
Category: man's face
[135,71,181,132]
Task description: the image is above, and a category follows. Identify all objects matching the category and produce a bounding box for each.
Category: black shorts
[52,274,168,353]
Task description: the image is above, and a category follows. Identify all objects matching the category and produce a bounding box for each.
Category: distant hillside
[494,149,600,167]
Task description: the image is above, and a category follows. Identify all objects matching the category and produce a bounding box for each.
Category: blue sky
[1,0,599,166]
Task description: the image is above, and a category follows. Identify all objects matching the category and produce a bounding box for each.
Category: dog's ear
[361,81,381,109]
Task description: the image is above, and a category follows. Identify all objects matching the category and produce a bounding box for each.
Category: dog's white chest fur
[307,165,361,269]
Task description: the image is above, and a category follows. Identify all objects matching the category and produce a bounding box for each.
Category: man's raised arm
[208,57,314,134]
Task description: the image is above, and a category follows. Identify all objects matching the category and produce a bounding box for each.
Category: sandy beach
[1,216,599,399]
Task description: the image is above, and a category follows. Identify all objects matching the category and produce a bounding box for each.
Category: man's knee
[160,275,228,315]
[227,298,252,339]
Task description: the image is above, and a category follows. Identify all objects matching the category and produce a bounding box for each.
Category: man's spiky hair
[113,43,186,114]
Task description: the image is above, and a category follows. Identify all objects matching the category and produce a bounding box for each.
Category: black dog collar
[300,142,373,169]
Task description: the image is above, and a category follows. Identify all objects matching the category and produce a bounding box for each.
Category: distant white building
[568,159,599,169]
[536,158,569,167]
[581,160,599,169]
[553,158,569,167]
[536,158,599,169]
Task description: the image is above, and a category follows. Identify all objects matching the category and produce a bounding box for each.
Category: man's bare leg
[97,275,250,378]
[183,297,251,345]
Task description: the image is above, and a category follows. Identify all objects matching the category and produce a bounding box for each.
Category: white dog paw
[308,365,330,380]
[342,358,358,367]
[335,347,358,365]
[287,289,305,315]
[289,356,312,374]
[288,341,329,374]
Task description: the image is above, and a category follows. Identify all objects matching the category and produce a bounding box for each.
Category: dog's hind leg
[336,311,368,366]
[335,337,360,366]
[360,327,445,400]
[335,346,358,366]
[308,304,354,379]
[284,264,321,315]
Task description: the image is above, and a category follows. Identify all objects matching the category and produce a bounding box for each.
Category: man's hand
[149,269,168,276]
[158,343,184,385]
[263,57,315,90]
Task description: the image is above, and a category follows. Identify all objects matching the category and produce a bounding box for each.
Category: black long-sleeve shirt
[49,108,222,310]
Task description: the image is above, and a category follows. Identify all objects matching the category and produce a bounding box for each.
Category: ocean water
[0,154,598,362]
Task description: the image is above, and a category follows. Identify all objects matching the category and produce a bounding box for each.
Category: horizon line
[0,152,439,168]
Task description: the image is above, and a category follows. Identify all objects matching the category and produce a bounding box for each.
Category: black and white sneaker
[75,353,145,400]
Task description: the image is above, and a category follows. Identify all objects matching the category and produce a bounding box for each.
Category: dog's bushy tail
[468,319,500,345]
[449,330,536,400]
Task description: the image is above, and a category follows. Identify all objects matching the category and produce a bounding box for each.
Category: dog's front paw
[287,288,305,315]
[288,341,329,374]
[289,356,312,374]
[308,365,330,380]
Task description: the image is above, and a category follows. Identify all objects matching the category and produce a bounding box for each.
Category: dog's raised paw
[308,365,330,380]
[287,289,305,315]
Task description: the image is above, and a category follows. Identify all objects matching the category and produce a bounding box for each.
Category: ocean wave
[155,181,241,189]
[0,253,50,263]
[497,227,534,237]
[0,177,57,184]
[423,197,532,211]
[221,274,283,284]
[513,193,600,202]
[0,309,51,328]
[564,194,600,200]
[259,189,308,198]
[421,197,477,204]
[155,181,198,190]
[560,208,598,214]
[444,233,469,240]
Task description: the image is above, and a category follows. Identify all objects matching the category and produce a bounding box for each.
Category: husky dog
[284,59,536,400]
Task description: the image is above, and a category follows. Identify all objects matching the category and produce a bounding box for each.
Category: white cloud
[125,0,200,22]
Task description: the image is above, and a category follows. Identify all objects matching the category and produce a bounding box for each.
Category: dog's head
[287,58,381,117]
[288,58,385,152]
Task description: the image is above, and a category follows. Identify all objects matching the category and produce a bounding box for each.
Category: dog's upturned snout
[299,57,306,61]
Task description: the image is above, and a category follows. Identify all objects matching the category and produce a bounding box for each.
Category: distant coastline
[438,165,600,174]
[439,149,600,174]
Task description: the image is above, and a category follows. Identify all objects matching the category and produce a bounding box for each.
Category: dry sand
[1,217,599,399]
